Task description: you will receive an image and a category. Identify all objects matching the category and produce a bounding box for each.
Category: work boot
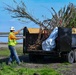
[18,62,22,65]
[8,62,11,65]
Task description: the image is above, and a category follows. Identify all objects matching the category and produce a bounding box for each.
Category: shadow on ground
[0,54,67,64]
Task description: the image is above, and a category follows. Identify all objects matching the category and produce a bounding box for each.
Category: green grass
[0,63,61,75]
[0,47,23,56]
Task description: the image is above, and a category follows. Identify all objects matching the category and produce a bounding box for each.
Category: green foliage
[0,63,61,75]
[38,68,61,75]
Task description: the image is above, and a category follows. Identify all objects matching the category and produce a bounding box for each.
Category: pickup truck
[23,27,76,63]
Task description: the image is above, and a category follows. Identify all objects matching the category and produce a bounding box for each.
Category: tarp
[42,27,58,51]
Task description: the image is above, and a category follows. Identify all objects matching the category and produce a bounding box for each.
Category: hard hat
[10,26,15,30]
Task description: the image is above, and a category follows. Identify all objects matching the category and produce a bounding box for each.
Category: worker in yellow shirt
[8,26,25,65]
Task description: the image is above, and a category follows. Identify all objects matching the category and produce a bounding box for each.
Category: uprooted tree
[5,0,76,50]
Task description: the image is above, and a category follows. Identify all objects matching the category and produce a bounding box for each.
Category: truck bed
[23,27,74,54]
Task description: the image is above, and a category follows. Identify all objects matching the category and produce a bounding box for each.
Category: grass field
[0,47,62,75]
[0,63,61,75]
[0,47,23,56]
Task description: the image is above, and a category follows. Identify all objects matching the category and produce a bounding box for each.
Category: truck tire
[67,50,74,64]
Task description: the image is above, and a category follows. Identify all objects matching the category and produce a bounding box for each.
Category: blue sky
[0,0,76,42]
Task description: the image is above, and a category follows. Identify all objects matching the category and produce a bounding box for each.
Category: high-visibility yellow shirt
[8,31,18,46]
